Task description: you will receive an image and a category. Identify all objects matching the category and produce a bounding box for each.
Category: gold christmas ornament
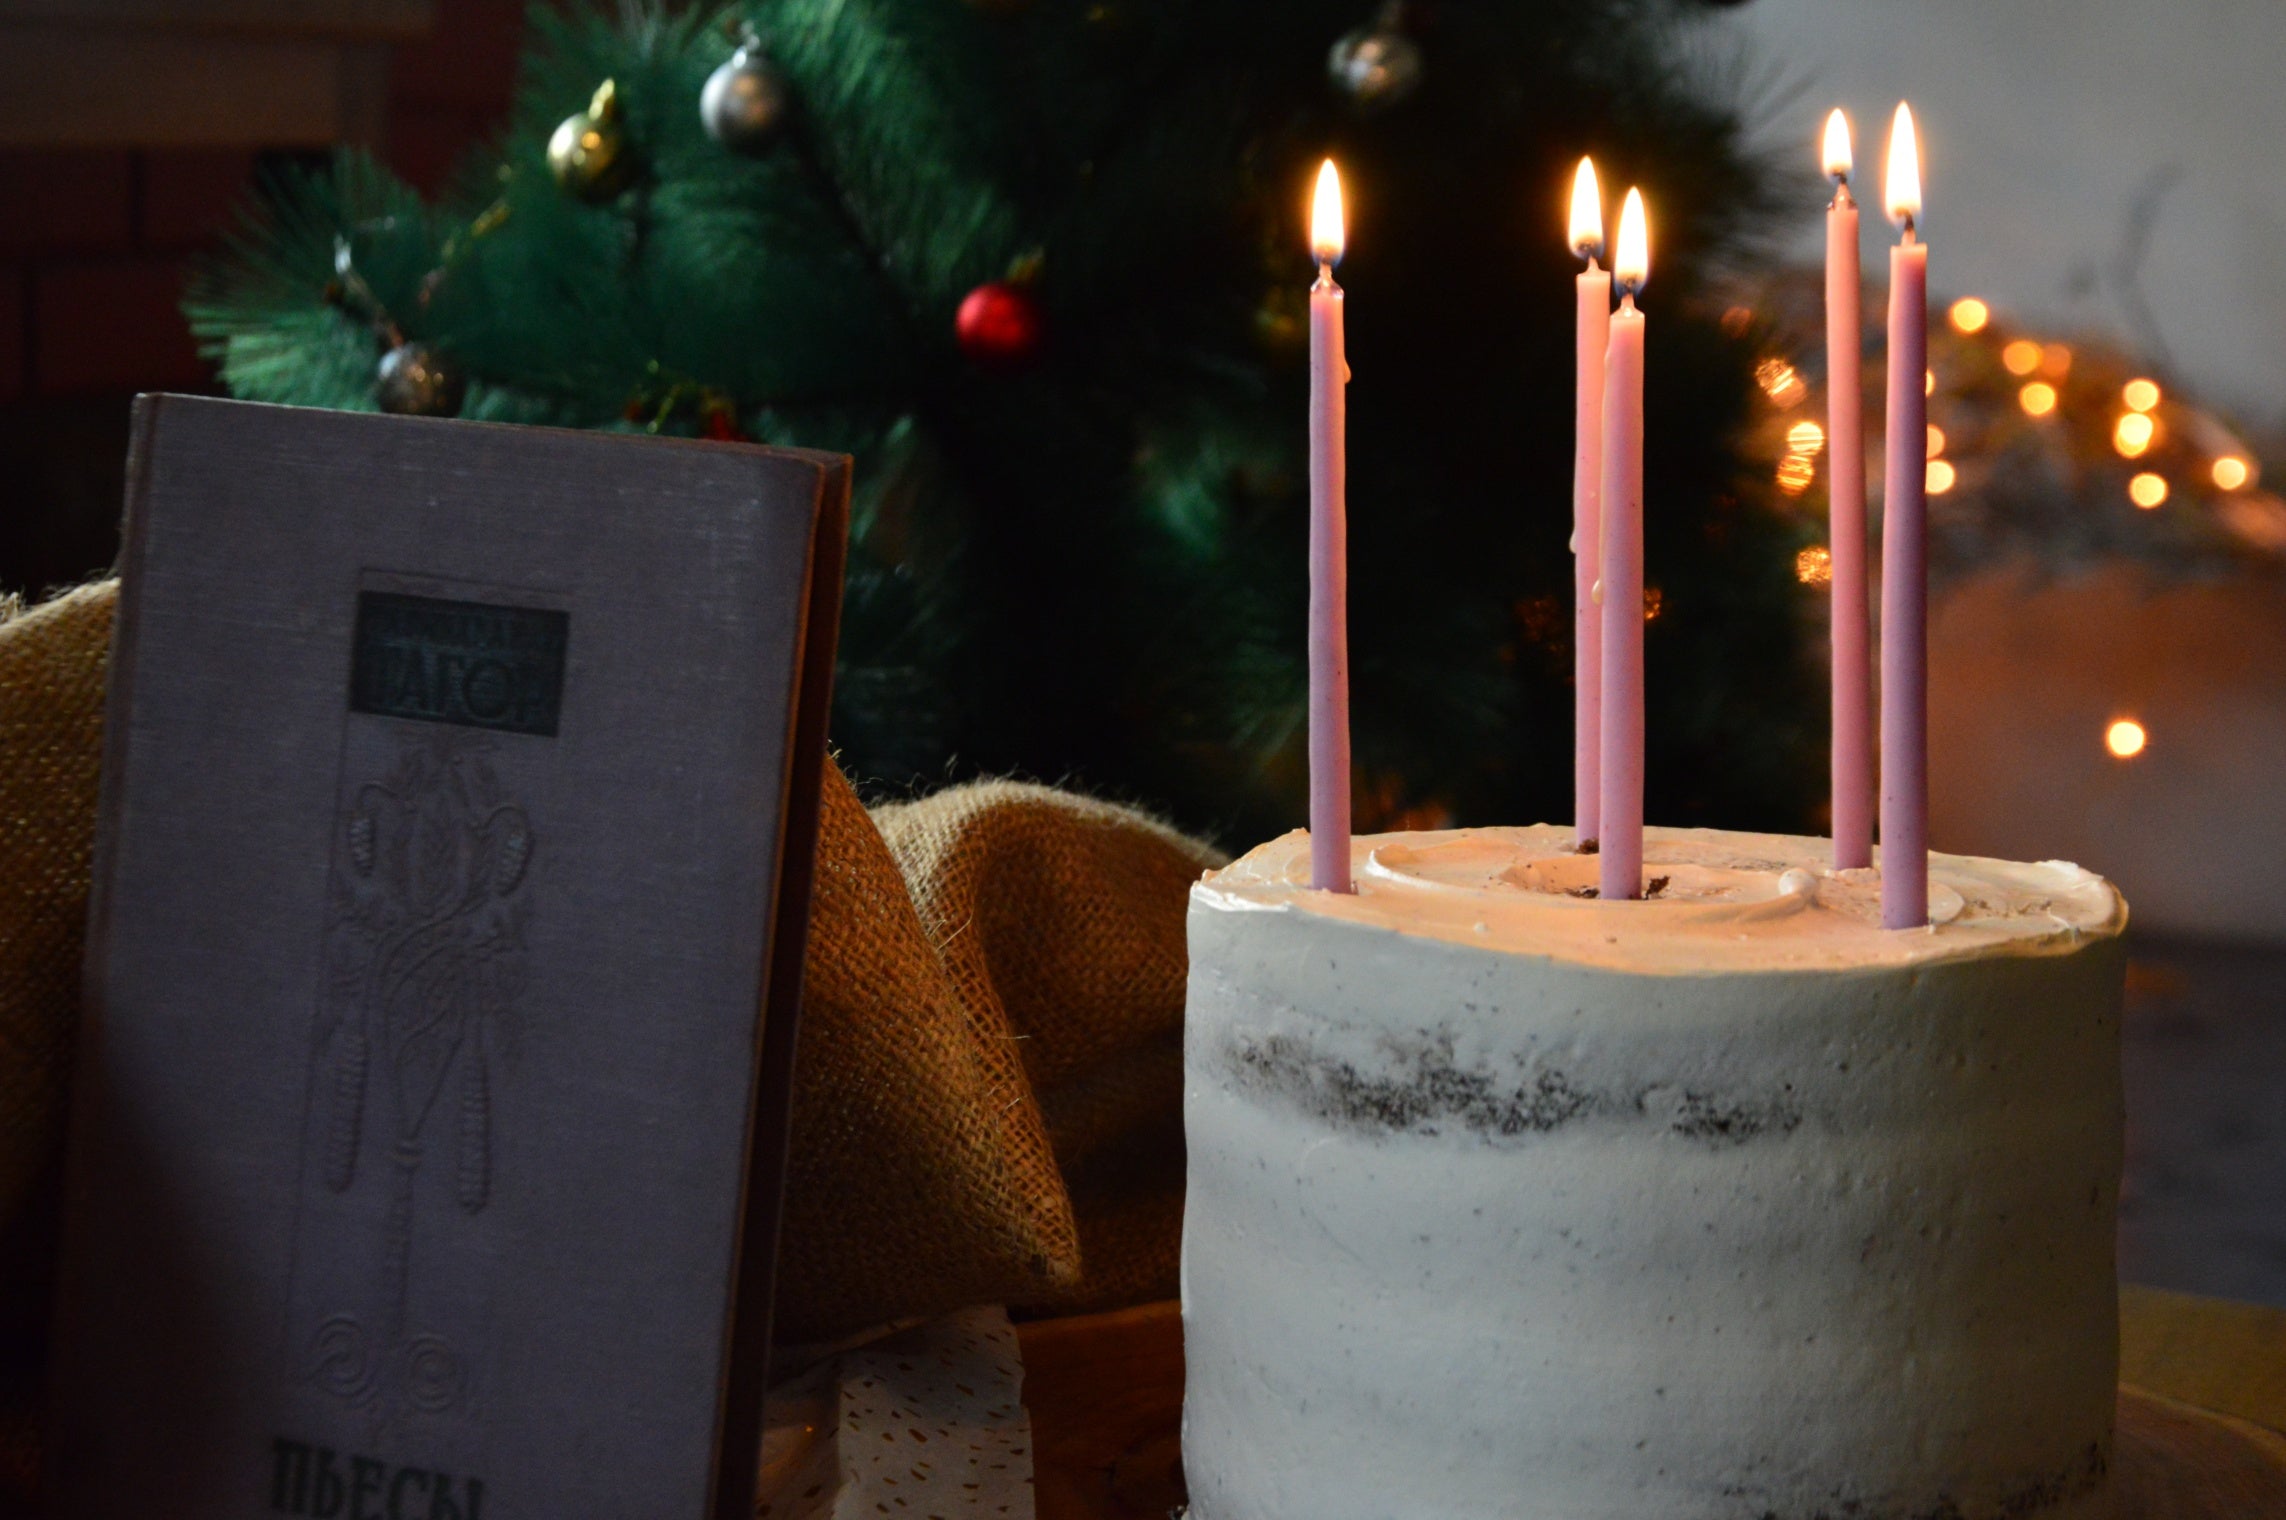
[1252,285,1307,357]
[547,80,636,202]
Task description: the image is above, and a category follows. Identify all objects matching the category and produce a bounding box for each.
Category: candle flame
[1885,102,1921,229]
[1311,159,1346,265]
[1569,157,1604,259]
[1822,109,1853,181]
[1614,187,1648,290]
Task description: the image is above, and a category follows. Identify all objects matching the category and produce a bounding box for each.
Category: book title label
[349,592,568,738]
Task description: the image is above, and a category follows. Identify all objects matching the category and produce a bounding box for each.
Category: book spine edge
[709,456,851,1520]
[46,391,169,1482]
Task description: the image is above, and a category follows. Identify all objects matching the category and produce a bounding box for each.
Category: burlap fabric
[873,783,1221,1319]
[0,580,1211,1372]
[0,584,114,1366]
[0,584,116,1510]
[786,774,1093,1343]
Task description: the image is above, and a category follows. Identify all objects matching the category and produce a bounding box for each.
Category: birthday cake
[1179,825,2127,1520]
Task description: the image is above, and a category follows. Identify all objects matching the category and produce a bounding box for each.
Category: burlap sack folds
[0,580,1214,1362]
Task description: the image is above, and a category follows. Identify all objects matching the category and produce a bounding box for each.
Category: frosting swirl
[1197,825,2125,973]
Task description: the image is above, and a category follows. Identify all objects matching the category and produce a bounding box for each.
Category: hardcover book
[48,395,848,1520]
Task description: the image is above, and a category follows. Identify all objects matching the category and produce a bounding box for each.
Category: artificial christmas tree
[189,0,1816,846]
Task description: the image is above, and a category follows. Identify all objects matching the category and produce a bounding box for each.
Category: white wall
[1714,0,2286,434]
[1930,564,2286,945]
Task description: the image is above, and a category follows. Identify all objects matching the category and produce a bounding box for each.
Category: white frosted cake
[1180,825,2127,1520]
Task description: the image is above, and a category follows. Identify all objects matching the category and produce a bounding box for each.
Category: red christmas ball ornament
[955,280,1043,368]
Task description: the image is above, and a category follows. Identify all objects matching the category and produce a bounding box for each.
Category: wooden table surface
[1017,1289,2286,1520]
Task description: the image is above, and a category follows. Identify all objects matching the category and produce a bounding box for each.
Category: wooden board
[2123,1284,2286,1432]
[1018,1302,1184,1520]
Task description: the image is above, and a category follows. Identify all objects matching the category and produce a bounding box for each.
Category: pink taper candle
[1598,188,1648,901]
[1571,157,1610,850]
[1880,105,1929,929]
[1824,110,1873,872]
[1308,159,1354,893]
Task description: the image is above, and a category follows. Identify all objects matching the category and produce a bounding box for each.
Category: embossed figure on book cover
[284,582,565,1442]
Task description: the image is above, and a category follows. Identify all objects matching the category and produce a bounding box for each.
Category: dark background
[0,0,524,601]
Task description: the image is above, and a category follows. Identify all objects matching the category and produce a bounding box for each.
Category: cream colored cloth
[758,1307,1033,1520]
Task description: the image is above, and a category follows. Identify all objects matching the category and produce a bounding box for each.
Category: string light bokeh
[1730,272,2285,591]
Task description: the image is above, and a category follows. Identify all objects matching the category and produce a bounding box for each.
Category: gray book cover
[48,395,848,1520]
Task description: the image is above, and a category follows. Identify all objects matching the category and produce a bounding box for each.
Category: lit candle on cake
[1309,159,1353,894]
[1824,109,1872,872]
[1880,105,1928,928]
[1598,187,1647,902]
[1571,157,1609,852]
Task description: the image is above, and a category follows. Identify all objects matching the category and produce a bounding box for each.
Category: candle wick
[1618,285,1640,308]
[1577,244,1604,267]
[1900,215,1917,243]
[1831,179,1854,210]
[1314,260,1337,291]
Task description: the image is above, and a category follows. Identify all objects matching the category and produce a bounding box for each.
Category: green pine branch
[186,0,1827,846]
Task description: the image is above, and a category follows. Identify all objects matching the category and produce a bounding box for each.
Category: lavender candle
[1598,188,1648,901]
[1880,105,1929,929]
[1825,109,1873,873]
[1309,159,1353,894]
[1571,157,1610,851]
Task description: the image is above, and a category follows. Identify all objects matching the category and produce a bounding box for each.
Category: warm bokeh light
[2213,456,2255,491]
[1948,298,1989,334]
[2122,378,2161,413]
[2220,495,2286,550]
[1756,358,1808,408]
[2129,472,2169,509]
[1613,187,1649,289]
[1776,453,1817,495]
[1796,545,1833,585]
[1569,156,1603,258]
[1926,424,1946,458]
[1788,420,1827,455]
[2105,718,2147,759]
[1823,109,1853,181]
[2019,382,2059,417]
[1311,159,1345,264]
[2113,413,2155,458]
[1927,459,1957,494]
[1924,368,1935,397]
[1643,587,1664,621]
[2040,344,2073,380]
[2002,340,2043,376]
[1884,102,1921,228]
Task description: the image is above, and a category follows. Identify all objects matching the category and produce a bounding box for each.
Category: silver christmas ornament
[701,42,792,154]
[376,343,466,418]
[1328,15,1423,113]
